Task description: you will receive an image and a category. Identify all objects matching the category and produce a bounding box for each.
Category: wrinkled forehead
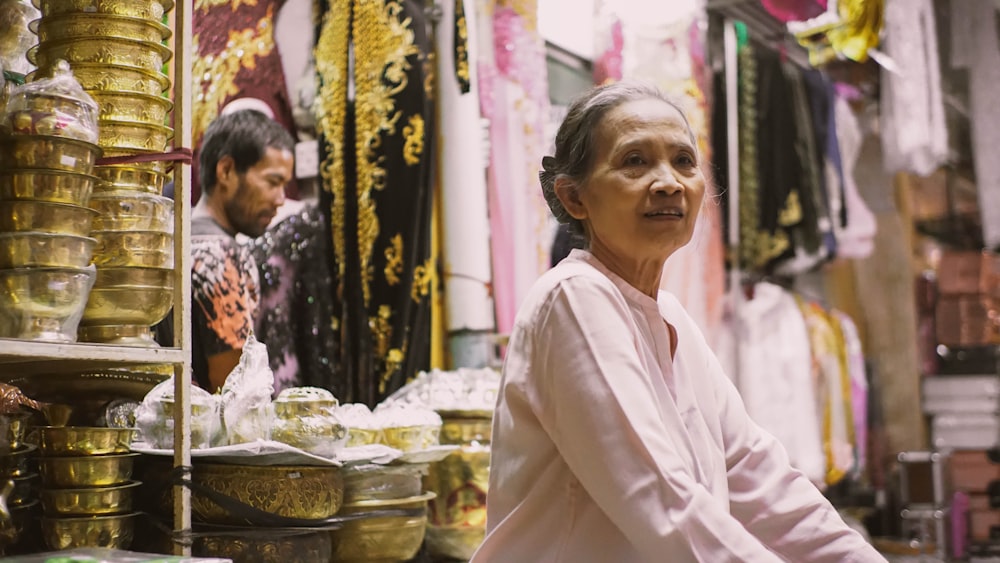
[594,98,696,153]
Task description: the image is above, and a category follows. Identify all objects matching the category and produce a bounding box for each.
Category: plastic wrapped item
[219,331,274,445]
[134,377,222,449]
[2,60,98,143]
[387,367,501,415]
[0,0,39,76]
[271,386,348,458]
[374,402,442,452]
[339,403,381,446]
[341,462,427,503]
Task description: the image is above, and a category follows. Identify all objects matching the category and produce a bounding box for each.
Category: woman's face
[564,98,706,265]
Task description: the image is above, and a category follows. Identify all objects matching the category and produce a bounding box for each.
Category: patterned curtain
[191,0,299,202]
[314,0,435,406]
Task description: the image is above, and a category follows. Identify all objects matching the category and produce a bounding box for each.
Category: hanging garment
[951,0,1000,249]
[879,0,947,177]
[476,0,552,337]
[797,298,855,487]
[436,0,496,341]
[833,310,868,479]
[250,201,340,395]
[716,282,826,488]
[192,0,299,202]
[314,0,435,406]
[832,93,876,259]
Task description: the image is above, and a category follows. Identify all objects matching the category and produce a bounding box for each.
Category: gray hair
[539,82,696,237]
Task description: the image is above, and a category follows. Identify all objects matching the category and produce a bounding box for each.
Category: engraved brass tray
[30,13,171,44]
[29,37,173,73]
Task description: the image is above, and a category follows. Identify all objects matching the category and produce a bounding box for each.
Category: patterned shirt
[191,216,260,390]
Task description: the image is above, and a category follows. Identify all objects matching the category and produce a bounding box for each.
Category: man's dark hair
[198,109,296,195]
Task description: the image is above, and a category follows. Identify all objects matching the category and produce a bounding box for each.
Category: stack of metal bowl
[0,133,101,342]
[25,0,177,347]
[35,425,141,550]
[0,412,41,556]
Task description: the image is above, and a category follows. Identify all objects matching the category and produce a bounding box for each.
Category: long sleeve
[713,347,885,562]
[533,276,785,562]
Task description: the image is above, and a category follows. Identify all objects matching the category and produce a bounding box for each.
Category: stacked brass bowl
[26,0,177,347]
[35,425,140,550]
[0,90,101,342]
[0,412,43,556]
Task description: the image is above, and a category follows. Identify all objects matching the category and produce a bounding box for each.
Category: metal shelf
[0,339,185,375]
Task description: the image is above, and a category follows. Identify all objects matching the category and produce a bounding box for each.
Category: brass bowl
[89,192,173,231]
[381,425,436,452]
[28,37,173,72]
[0,443,38,477]
[0,134,102,174]
[31,14,171,44]
[39,481,141,516]
[38,426,137,456]
[32,0,172,20]
[38,452,139,488]
[88,91,173,126]
[97,120,173,152]
[40,512,138,550]
[4,91,99,144]
[346,427,382,448]
[77,324,159,347]
[0,169,99,206]
[193,527,332,563]
[0,368,168,404]
[92,231,174,269]
[0,232,96,269]
[0,267,95,342]
[0,200,98,237]
[0,412,32,455]
[93,165,169,195]
[141,461,344,525]
[342,463,425,504]
[55,63,169,96]
[10,472,38,507]
[330,493,433,563]
[81,266,173,327]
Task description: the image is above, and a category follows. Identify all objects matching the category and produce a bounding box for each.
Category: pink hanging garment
[760,0,827,22]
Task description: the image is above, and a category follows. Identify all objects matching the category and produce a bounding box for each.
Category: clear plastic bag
[135,377,223,450]
[2,60,98,143]
[219,331,274,445]
[271,386,348,458]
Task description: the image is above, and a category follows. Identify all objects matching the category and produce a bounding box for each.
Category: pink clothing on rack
[760,0,827,22]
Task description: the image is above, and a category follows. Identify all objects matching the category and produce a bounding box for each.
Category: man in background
[185,108,294,391]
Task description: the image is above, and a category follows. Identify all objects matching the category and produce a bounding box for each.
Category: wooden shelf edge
[0,339,184,373]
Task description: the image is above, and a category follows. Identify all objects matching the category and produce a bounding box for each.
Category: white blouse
[471,250,884,562]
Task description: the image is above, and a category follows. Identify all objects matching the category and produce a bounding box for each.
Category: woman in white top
[471,82,886,562]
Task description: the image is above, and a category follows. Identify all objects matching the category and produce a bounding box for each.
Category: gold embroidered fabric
[316,0,435,405]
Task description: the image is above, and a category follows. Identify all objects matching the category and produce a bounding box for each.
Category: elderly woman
[471,83,885,562]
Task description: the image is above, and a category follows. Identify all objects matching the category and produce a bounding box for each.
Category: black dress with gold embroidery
[314,0,435,406]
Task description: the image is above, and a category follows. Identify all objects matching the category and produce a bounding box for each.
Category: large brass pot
[29,37,172,73]
[32,0,173,20]
[39,481,140,516]
[140,460,345,526]
[0,233,96,269]
[329,493,433,563]
[31,13,171,44]
[0,135,101,174]
[58,63,169,96]
[0,200,98,237]
[87,91,173,126]
[92,231,173,269]
[193,527,333,563]
[81,266,174,327]
[40,512,137,550]
[37,426,137,456]
[38,452,139,488]
[424,416,491,560]
[93,165,169,195]
[97,120,173,152]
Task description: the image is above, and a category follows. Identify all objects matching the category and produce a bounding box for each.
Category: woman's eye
[675,153,696,168]
[624,153,645,166]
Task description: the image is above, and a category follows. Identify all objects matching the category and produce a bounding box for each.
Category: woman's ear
[554,177,587,220]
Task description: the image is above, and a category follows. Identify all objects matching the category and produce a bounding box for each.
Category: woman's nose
[650,165,682,194]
